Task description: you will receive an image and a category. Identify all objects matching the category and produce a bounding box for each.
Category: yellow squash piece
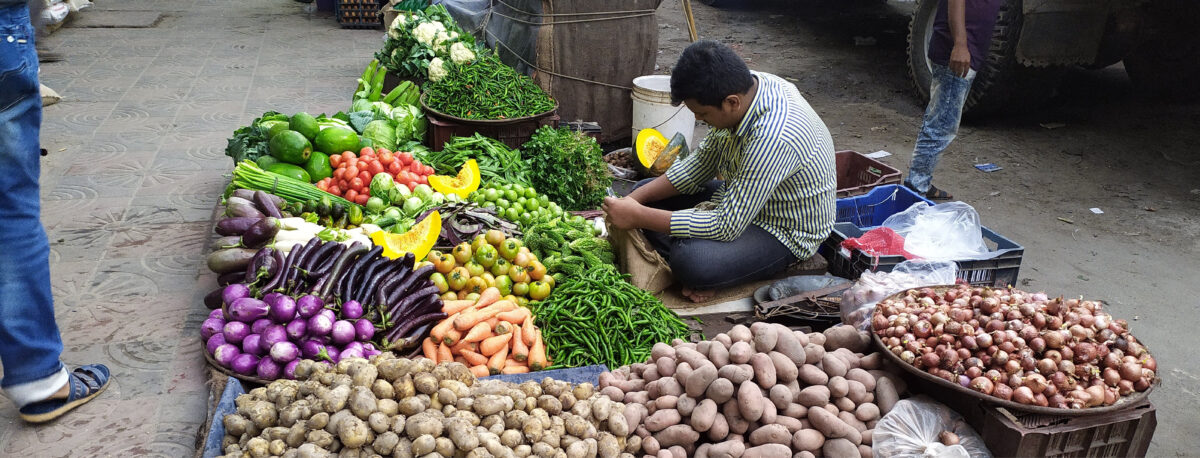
[371,211,442,262]
[635,128,668,171]
[636,129,688,177]
[429,159,481,199]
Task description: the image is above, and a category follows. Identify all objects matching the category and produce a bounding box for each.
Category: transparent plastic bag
[882,201,997,261]
[873,396,992,458]
[840,260,956,329]
[766,274,851,301]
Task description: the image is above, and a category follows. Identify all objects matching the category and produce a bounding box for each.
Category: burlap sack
[610,225,675,295]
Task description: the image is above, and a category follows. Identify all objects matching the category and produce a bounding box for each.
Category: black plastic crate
[821,222,1024,286]
[336,0,382,29]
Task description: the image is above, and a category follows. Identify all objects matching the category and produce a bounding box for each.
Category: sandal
[904,181,954,200]
[18,364,111,424]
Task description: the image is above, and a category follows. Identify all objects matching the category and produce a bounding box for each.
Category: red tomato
[378,152,395,166]
[360,147,375,157]
[334,168,346,180]
[346,157,359,168]
[355,194,369,205]
[329,154,342,168]
[358,170,371,182]
[345,189,358,202]
[397,170,410,183]
[424,165,435,175]
[368,161,385,176]
[344,165,359,178]
[329,185,342,196]
[388,161,402,176]
[418,175,428,185]
[350,177,364,189]
[399,152,413,165]
[343,151,356,160]
[316,181,328,191]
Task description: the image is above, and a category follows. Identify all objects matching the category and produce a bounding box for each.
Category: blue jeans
[636,179,798,290]
[0,4,68,407]
[906,63,976,194]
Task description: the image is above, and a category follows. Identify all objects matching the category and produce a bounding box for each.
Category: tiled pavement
[0,1,381,455]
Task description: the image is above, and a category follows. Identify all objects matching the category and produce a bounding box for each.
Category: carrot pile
[422,287,550,377]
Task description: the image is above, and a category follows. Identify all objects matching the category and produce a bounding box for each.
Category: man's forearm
[948,0,968,46]
[627,174,681,205]
[634,206,673,234]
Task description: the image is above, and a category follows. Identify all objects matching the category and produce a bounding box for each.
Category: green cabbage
[393,104,427,143]
[363,120,397,151]
[350,99,374,112]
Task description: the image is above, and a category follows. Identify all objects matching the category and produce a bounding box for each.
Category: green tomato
[512,281,529,297]
[498,237,522,261]
[504,189,519,201]
[402,196,424,215]
[524,188,538,200]
[413,184,434,201]
[516,196,527,207]
[538,195,550,206]
[490,257,511,277]
[506,207,521,222]
[528,280,551,300]
[511,183,525,195]
[465,260,486,277]
[496,198,511,209]
[520,212,532,224]
[484,189,500,201]
[474,244,498,268]
[495,275,514,296]
[429,272,449,293]
[524,199,540,212]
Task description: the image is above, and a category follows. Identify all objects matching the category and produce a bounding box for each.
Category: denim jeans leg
[906,64,976,193]
[0,4,68,407]
[633,178,723,259]
[668,225,797,290]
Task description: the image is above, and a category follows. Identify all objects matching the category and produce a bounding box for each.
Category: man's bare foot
[681,287,716,303]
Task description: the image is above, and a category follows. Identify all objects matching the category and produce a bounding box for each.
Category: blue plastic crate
[835,184,933,227]
[821,222,1024,287]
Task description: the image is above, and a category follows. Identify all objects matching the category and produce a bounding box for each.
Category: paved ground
[0,1,379,455]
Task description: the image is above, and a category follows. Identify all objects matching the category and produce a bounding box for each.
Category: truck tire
[907,0,1064,117]
[1123,2,1200,100]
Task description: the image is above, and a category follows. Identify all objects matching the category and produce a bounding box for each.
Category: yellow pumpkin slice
[428,159,481,199]
[635,128,669,173]
[370,211,442,261]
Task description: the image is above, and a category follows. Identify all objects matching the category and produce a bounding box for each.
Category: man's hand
[950,43,971,78]
[601,196,644,230]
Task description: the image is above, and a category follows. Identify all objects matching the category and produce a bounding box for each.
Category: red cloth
[841,227,916,259]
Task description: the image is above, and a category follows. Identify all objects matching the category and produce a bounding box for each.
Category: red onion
[1032,312,1047,330]
[969,377,995,395]
[1042,383,1058,398]
[921,352,940,369]
[1134,377,1151,392]
[1119,362,1142,382]
[1025,373,1048,394]
[994,350,1009,366]
[961,335,978,350]
[1142,355,1157,372]
[1036,358,1056,374]
[1084,385,1105,407]
[1019,325,1038,342]
[1069,324,1090,341]
[940,348,960,370]
[1013,386,1036,404]
[1043,331,1065,349]
[925,337,939,348]
[1029,337,1046,354]
[1021,356,1038,372]
[1035,393,1050,407]
[1102,368,1121,386]
[946,321,963,336]
[999,341,1017,354]
[914,320,932,338]
[1104,387,1118,405]
[1058,360,1075,376]
[965,366,983,379]
[1045,298,1063,315]
[1045,350,1062,364]
[993,383,1014,401]
[959,375,971,387]
[1005,359,1022,374]
[980,297,1001,314]
[1049,394,1067,409]
[957,348,971,361]
[1008,373,1024,388]
[900,351,916,365]
[1059,346,1074,362]
[1047,315,1064,330]
[976,333,993,348]
[1117,379,1134,395]
[1080,313,1095,329]
[986,369,1004,384]
[1103,352,1122,369]
[1074,343,1095,364]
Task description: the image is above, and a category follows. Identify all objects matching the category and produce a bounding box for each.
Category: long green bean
[424,53,556,120]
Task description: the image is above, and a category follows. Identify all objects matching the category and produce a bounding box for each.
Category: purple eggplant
[228,297,269,323]
[262,291,284,305]
[222,283,251,307]
[330,320,356,345]
[259,324,288,353]
[207,247,259,274]
[326,346,341,363]
[212,344,241,367]
[353,319,375,341]
[296,294,324,319]
[254,191,283,219]
[242,334,265,357]
[256,357,281,380]
[301,340,327,360]
[285,319,307,341]
[231,353,259,375]
[339,346,363,361]
[250,318,273,335]
[206,334,228,355]
[319,308,336,322]
[341,300,364,320]
[283,360,300,380]
[308,313,334,337]
[201,317,225,341]
[215,217,262,236]
[204,287,224,310]
[268,295,297,323]
[222,321,250,345]
[270,341,300,364]
[225,197,265,218]
[209,309,225,320]
[241,217,280,249]
[344,341,364,353]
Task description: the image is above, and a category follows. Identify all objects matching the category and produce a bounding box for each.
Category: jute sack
[609,225,674,294]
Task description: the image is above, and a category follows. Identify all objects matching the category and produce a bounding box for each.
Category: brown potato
[686,364,719,398]
[742,443,791,458]
[791,429,825,452]
[676,395,698,417]
[783,403,808,419]
[645,409,682,432]
[768,385,792,410]
[775,414,804,433]
[804,344,825,365]
[706,378,735,404]
[707,413,730,442]
[797,364,829,386]
[834,396,856,413]
[845,368,876,392]
[838,411,869,432]
[729,341,754,365]
[718,364,753,385]
[748,424,791,446]
[820,354,848,378]
[749,353,777,389]
[809,405,861,444]
[855,402,880,423]
[846,379,870,405]
[652,425,700,448]
[822,438,859,458]
[690,399,718,432]
[859,353,883,370]
[828,376,849,399]
[708,341,731,368]
[768,352,798,383]
[729,325,753,343]
[875,377,900,416]
[737,381,766,422]
[796,385,830,407]
[750,322,779,353]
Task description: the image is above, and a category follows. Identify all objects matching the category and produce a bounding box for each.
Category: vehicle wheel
[907,0,1065,117]
[1123,2,1200,100]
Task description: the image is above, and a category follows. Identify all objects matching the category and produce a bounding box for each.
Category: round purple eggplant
[201,317,225,341]
[242,334,264,357]
[353,319,375,341]
[307,313,334,337]
[338,346,363,361]
[325,346,341,363]
[222,321,250,345]
[270,341,299,364]
[285,319,307,341]
[283,360,300,380]
[256,357,281,380]
[296,294,324,318]
[300,340,326,360]
[250,318,273,335]
[228,297,269,323]
[330,320,356,346]
[206,334,228,355]
[259,324,288,353]
[268,295,297,323]
[222,283,251,307]
[209,309,225,320]
[212,343,241,367]
[231,353,259,375]
[341,300,364,320]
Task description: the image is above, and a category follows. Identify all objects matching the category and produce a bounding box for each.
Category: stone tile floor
[0,0,381,455]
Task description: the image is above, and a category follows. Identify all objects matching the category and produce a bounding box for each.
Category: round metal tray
[202,340,275,386]
[421,93,558,125]
[871,285,1157,416]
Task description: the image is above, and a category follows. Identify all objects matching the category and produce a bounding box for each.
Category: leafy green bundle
[522,126,611,211]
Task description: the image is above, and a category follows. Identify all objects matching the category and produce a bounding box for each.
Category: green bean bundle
[424,53,556,120]
[529,267,699,369]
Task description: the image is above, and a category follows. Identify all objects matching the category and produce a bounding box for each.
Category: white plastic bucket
[631,75,695,148]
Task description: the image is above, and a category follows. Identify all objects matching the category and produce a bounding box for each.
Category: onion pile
[873,285,1156,409]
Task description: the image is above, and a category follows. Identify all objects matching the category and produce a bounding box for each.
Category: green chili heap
[424,52,557,120]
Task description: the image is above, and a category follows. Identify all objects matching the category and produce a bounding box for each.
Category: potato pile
[598,323,906,458]
[218,355,636,458]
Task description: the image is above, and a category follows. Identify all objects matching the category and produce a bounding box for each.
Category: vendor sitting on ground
[602,40,837,303]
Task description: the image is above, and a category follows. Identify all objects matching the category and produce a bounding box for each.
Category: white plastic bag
[873,396,992,458]
[840,260,956,329]
[882,201,997,261]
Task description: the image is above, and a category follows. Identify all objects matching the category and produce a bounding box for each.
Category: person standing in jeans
[904,0,1003,200]
[1,1,111,423]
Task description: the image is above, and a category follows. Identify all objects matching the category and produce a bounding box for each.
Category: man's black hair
[670,40,754,107]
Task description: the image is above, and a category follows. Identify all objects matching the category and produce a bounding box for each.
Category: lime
[304,151,333,182]
[265,163,311,182]
[496,198,510,209]
[525,199,540,212]
[484,189,500,201]
[289,112,320,141]
[269,130,313,165]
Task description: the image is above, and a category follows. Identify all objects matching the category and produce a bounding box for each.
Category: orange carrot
[422,337,437,361]
[431,314,457,343]
[505,358,523,367]
[479,333,512,356]
[496,307,531,324]
[469,365,490,378]
[462,322,493,344]
[485,317,499,329]
[528,329,548,371]
[501,366,529,374]
[460,349,489,366]
[494,321,512,335]
[443,327,462,346]
[437,343,453,363]
[450,339,476,355]
[522,319,537,347]
[511,326,530,362]
[454,301,516,331]
[475,287,501,308]
[441,300,475,315]
[454,356,468,365]
[487,346,509,374]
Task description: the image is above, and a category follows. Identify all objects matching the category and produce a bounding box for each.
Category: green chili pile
[423,53,557,120]
[529,267,700,369]
[416,133,531,186]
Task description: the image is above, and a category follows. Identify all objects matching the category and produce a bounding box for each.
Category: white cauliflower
[433,31,452,52]
[412,21,445,46]
[428,57,449,82]
[391,14,407,29]
[449,42,475,65]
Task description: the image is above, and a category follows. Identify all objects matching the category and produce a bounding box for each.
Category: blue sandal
[18,364,111,423]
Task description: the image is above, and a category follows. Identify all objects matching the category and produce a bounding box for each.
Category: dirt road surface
[653,0,1199,454]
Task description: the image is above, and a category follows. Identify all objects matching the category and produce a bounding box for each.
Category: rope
[484,28,633,90]
[494,0,656,17]
[489,9,654,26]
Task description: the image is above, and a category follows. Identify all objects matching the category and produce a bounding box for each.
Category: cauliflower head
[412,21,445,46]
[449,42,475,65]
[428,57,449,82]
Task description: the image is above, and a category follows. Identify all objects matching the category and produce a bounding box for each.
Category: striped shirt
[665,71,837,259]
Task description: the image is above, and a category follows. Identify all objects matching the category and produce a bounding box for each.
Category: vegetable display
[469,181,572,229]
[873,285,1156,409]
[376,4,482,81]
[232,160,360,211]
[314,147,435,206]
[601,324,903,458]
[424,287,550,375]
[416,133,531,186]
[422,201,521,250]
[217,357,638,458]
[528,267,695,369]
[521,126,611,212]
[423,52,557,120]
[424,230,552,305]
